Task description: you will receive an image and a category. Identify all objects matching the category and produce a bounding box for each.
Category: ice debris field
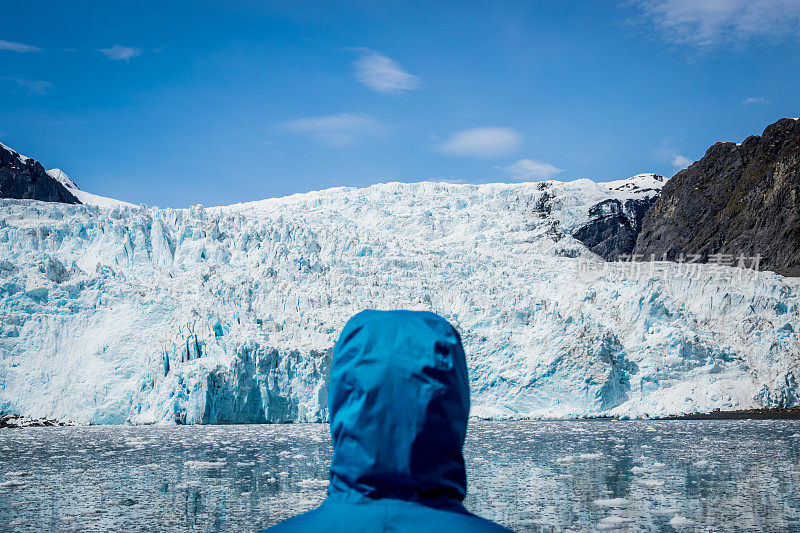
[0,174,798,424]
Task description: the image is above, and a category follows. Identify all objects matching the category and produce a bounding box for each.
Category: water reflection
[0,421,798,531]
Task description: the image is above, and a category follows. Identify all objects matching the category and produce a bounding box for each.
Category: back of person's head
[327,310,470,507]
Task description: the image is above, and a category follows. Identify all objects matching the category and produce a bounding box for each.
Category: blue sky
[1,0,799,207]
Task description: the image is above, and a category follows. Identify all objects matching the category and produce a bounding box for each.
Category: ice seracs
[0,175,798,424]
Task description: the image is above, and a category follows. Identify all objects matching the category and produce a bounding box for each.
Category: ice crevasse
[0,176,798,424]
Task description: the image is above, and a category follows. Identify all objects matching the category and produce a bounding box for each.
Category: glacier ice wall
[0,177,798,424]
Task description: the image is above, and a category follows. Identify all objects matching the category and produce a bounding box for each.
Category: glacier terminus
[0,173,798,424]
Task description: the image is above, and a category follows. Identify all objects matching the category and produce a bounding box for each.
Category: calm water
[1,420,799,532]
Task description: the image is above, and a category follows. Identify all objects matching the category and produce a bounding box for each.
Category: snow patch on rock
[46,168,136,209]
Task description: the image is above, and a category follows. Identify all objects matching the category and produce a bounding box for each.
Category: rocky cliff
[0,142,80,204]
[572,174,665,260]
[634,118,800,276]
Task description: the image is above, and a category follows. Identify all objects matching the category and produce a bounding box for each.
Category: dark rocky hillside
[0,142,80,204]
[634,118,800,277]
[573,195,660,260]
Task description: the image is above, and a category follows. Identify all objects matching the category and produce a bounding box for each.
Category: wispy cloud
[742,96,769,105]
[10,78,52,96]
[0,40,41,53]
[671,154,692,169]
[99,45,142,61]
[353,48,421,95]
[2,77,52,96]
[281,113,384,147]
[437,127,522,158]
[632,0,800,47]
[0,41,42,53]
[656,138,693,171]
[496,158,564,180]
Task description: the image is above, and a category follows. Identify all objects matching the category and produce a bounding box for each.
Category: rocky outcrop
[573,196,660,260]
[634,118,800,276]
[0,142,80,204]
[572,174,665,260]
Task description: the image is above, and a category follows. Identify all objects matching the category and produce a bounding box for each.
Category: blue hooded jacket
[264,310,512,532]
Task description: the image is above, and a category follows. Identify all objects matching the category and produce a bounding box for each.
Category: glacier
[0,174,798,424]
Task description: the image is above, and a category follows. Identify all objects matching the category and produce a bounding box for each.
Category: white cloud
[438,127,522,158]
[281,113,384,147]
[656,138,693,171]
[9,78,52,96]
[671,154,692,169]
[496,158,564,180]
[354,48,421,95]
[633,0,800,47]
[99,45,142,61]
[742,96,769,105]
[0,40,40,53]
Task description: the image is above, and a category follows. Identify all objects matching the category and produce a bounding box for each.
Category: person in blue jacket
[263,310,512,532]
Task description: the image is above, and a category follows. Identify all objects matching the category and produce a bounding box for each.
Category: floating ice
[579,453,603,460]
[297,479,329,488]
[636,479,665,488]
[670,515,695,529]
[593,498,632,508]
[184,460,226,470]
[596,515,635,530]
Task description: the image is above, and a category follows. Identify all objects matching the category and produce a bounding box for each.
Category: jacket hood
[327,310,470,508]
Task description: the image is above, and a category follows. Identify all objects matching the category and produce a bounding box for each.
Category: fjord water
[1,421,798,532]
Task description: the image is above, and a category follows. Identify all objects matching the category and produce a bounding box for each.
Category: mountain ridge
[0,142,80,204]
[634,118,800,276]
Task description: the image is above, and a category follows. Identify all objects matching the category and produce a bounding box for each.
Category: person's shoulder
[382,500,514,532]
[258,499,515,533]
[257,505,326,532]
[466,515,515,532]
[259,500,391,532]
[438,509,514,532]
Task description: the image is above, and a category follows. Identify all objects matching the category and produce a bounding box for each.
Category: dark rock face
[0,142,80,204]
[634,118,800,277]
[573,196,660,260]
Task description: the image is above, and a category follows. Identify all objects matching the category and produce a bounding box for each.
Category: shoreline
[490,407,800,422]
[4,407,800,429]
[659,406,800,420]
[0,414,83,429]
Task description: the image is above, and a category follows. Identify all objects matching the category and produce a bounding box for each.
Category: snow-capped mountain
[0,143,80,205]
[45,168,136,209]
[1,173,798,424]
